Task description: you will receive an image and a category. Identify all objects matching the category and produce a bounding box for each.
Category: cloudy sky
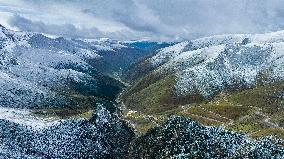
[0,0,284,41]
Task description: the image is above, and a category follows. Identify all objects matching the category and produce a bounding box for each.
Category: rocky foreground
[1,112,284,158]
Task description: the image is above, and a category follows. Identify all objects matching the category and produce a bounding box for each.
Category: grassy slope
[121,69,284,138]
[32,95,98,119]
[120,70,204,134]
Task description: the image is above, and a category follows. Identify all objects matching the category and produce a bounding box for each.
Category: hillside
[121,31,284,139]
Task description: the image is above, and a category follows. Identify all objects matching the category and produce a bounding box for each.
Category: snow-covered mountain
[141,31,284,98]
[0,24,169,110]
[0,25,113,108]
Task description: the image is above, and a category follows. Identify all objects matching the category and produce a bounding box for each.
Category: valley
[0,25,284,158]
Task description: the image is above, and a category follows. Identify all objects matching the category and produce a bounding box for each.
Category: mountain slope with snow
[124,31,284,99]
[121,31,284,139]
[151,32,284,98]
[0,25,169,110]
[0,24,125,109]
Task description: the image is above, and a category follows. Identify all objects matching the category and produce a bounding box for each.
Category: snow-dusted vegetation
[0,106,134,158]
[129,116,284,158]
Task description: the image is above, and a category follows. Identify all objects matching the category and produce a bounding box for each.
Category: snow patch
[150,41,189,66]
[0,107,61,129]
